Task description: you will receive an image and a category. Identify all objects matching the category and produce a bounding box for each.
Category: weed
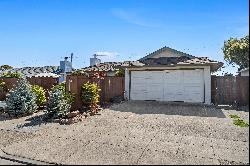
[229,114,240,119]
[233,119,249,127]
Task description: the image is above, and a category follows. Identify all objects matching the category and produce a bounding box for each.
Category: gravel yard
[0,101,249,165]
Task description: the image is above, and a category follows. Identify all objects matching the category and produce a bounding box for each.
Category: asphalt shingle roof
[141,56,220,65]
[0,66,62,77]
[77,56,222,72]
[77,61,144,72]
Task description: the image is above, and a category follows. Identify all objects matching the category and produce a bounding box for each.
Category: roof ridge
[139,46,194,61]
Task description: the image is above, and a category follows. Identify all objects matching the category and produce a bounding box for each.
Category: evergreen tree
[6,77,37,116]
[46,87,71,119]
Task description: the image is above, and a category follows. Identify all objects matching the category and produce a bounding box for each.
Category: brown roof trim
[121,62,223,72]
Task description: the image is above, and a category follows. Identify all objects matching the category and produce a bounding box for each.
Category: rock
[67,111,80,118]
[66,118,76,125]
[59,119,68,125]
[53,118,61,123]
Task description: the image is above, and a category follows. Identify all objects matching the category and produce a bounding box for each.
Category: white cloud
[111,8,161,28]
[94,51,119,57]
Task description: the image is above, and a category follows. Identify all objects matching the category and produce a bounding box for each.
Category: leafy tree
[115,69,125,77]
[0,65,13,71]
[222,35,249,70]
[1,72,21,78]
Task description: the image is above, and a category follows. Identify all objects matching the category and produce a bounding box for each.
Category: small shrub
[1,72,21,78]
[233,119,249,127]
[32,85,46,107]
[0,80,7,91]
[229,114,240,119]
[46,88,71,119]
[81,82,101,104]
[115,69,125,77]
[51,82,75,105]
[6,77,37,116]
[81,82,101,113]
[46,82,75,119]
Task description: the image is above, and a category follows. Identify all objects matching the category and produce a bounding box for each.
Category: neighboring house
[122,46,223,104]
[238,68,249,76]
[0,57,74,82]
[0,66,61,78]
[76,61,144,76]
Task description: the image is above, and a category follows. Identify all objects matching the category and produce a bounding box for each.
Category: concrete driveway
[0,101,249,165]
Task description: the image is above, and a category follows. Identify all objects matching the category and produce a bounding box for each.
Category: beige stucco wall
[124,68,130,100]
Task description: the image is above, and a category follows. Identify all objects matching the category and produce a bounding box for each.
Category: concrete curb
[0,149,60,165]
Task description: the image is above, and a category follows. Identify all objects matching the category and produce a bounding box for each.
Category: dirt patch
[0,101,249,165]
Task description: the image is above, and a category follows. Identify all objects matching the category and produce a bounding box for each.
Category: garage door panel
[183,70,203,83]
[165,71,182,83]
[131,70,204,102]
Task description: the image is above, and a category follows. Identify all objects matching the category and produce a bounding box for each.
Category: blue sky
[0,0,249,75]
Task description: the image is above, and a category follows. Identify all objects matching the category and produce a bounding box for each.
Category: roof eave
[120,62,224,72]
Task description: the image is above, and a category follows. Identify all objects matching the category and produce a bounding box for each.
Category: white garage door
[130,70,204,103]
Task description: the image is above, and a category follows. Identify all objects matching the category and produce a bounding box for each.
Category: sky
[0,0,249,75]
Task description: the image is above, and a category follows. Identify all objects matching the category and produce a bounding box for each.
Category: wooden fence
[1,75,248,108]
[211,76,249,105]
[0,77,58,101]
[66,76,125,110]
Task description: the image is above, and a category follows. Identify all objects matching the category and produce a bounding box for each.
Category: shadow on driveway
[110,101,226,118]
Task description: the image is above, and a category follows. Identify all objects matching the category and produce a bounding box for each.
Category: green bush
[46,88,71,119]
[0,65,13,71]
[46,82,75,119]
[6,77,37,116]
[32,85,46,107]
[71,70,89,77]
[1,72,21,78]
[51,82,75,105]
[0,80,7,91]
[81,82,101,105]
[115,69,125,77]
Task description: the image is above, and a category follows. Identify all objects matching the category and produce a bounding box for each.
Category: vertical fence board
[211,76,249,105]
[66,76,125,110]
[0,77,58,100]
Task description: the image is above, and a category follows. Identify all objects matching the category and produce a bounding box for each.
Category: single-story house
[121,46,223,104]
[238,68,249,76]
[74,46,223,104]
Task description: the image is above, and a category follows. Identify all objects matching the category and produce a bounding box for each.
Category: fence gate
[211,76,249,105]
